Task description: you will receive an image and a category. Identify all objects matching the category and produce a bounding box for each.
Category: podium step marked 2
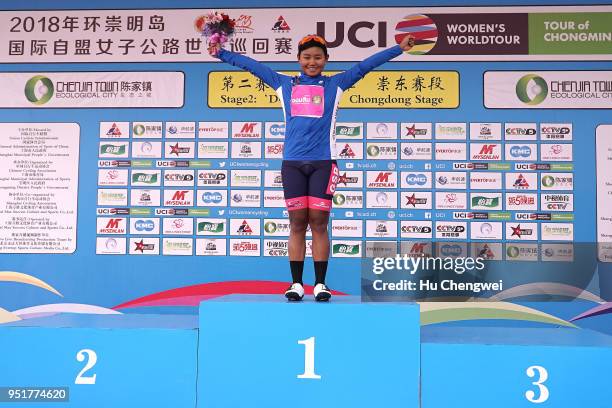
[0,314,198,407]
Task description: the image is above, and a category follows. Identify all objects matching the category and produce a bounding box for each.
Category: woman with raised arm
[210,34,415,301]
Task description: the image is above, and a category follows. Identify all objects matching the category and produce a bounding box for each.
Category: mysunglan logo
[516,74,548,105]
[24,75,54,105]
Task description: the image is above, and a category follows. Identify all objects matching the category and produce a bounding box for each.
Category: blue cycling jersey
[217,46,403,160]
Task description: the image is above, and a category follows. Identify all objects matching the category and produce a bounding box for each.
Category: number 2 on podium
[297,337,321,380]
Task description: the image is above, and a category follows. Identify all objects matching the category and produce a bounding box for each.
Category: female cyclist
[210,34,415,301]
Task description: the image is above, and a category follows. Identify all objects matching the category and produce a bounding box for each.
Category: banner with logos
[0,0,610,317]
[0,72,184,108]
[0,6,611,63]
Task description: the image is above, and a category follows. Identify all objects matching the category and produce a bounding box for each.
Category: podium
[0,314,198,407]
[421,326,612,407]
[198,296,420,408]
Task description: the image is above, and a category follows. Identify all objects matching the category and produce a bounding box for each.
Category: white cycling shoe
[313,283,332,302]
[285,283,305,301]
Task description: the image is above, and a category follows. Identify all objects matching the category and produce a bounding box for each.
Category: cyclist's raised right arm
[217,49,283,89]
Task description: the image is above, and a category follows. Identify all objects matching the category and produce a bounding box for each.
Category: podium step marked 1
[198,295,420,408]
[0,314,198,407]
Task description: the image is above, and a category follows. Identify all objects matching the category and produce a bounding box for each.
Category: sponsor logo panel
[471,242,503,260]
[163,170,195,187]
[132,122,162,139]
[229,238,260,256]
[265,122,286,139]
[130,218,160,235]
[232,122,262,139]
[470,193,503,210]
[506,222,539,241]
[197,190,228,206]
[198,142,229,158]
[540,123,572,141]
[264,170,283,188]
[263,219,291,236]
[366,142,397,160]
[98,169,129,186]
[366,191,397,209]
[263,239,289,257]
[162,238,193,255]
[231,141,262,158]
[504,123,537,140]
[470,172,502,189]
[400,191,432,209]
[435,222,467,239]
[435,143,467,160]
[400,142,432,160]
[366,220,398,238]
[401,122,432,139]
[435,171,467,189]
[540,173,573,190]
[541,222,574,241]
[435,192,467,210]
[165,122,196,139]
[196,238,227,256]
[263,190,286,207]
[435,123,467,140]
[540,143,573,161]
[470,143,501,161]
[131,141,162,158]
[264,142,284,158]
[366,171,397,189]
[199,122,229,139]
[331,220,363,238]
[99,122,129,139]
[129,237,160,255]
[505,172,538,190]
[131,170,161,186]
[231,170,262,187]
[400,221,433,239]
[96,217,127,234]
[230,190,261,207]
[401,172,432,189]
[470,122,501,140]
[506,193,538,211]
[196,218,226,236]
[99,142,129,158]
[337,142,364,160]
[366,122,397,139]
[470,221,503,240]
[541,243,574,262]
[162,217,194,235]
[165,141,195,158]
[197,170,227,187]
[332,241,362,258]
[505,244,539,261]
[541,193,574,211]
[230,219,261,236]
[505,143,537,161]
[98,189,128,206]
[335,122,363,139]
[332,191,364,208]
[96,237,127,255]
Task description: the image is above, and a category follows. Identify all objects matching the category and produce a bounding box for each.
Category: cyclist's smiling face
[298,47,328,77]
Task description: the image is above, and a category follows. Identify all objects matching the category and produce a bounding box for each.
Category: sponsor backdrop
[0,0,611,313]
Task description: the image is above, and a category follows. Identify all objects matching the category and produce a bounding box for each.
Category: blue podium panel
[0,314,198,408]
[422,326,612,408]
[198,295,419,408]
